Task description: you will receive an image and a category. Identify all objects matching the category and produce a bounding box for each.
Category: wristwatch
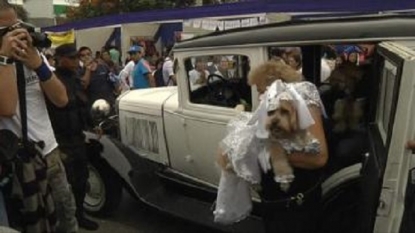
[0,55,14,65]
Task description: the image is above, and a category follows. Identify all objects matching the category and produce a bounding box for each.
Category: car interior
[184,55,252,111]
[277,43,390,233]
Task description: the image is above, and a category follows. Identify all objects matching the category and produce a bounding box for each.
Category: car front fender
[85,131,137,196]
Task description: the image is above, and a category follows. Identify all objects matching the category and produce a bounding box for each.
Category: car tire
[84,158,123,217]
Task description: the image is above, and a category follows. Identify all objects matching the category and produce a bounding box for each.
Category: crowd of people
[43,42,177,98]
[0,1,181,231]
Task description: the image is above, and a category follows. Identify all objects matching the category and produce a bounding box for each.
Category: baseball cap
[128,45,143,54]
[55,43,78,57]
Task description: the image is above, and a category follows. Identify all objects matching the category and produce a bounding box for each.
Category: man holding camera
[78,46,117,108]
[0,1,77,232]
[47,43,99,231]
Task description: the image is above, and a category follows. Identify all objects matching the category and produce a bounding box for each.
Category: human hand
[0,28,29,57]
[406,140,415,152]
[234,104,245,112]
[9,29,42,69]
[216,148,233,171]
[86,59,97,71]
[93,127,103,140]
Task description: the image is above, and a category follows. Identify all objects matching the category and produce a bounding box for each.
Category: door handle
[360,152,370,174]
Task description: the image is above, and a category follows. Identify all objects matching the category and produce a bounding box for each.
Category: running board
[128,167,264,233]
[115,144,264,233]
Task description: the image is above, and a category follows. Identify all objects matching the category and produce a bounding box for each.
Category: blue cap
[343,45,362,54]
[128,45,143,53]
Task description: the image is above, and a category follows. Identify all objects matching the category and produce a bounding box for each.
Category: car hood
[118,87,178,116]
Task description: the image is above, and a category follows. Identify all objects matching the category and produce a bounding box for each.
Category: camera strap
[15,61,29,148]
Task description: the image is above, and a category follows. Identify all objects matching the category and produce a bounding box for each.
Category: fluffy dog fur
[248,61,302,91]
[265,98,312,191]
[328,63,365,133]
[217,62,302,181]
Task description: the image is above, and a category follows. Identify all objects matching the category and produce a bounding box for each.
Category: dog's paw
[274,174,295,184]
[280,183,291,192]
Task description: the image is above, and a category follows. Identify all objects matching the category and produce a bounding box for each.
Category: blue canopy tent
[153,23,183,48]
[42,0,415,32]
[104,27,121,49]
[41,0,415,62]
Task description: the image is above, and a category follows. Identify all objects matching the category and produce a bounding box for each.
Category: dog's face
[265,99,298,138]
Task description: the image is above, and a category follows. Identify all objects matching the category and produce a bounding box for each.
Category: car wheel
[84,158,123,217]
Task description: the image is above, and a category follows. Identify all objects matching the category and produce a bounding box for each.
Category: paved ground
[79,189,221,233]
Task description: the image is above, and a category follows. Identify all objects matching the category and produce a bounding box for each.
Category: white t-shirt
[119,60,135,88]
[188,69,209,91]
[0,61,58,156]
[162,58,174,86]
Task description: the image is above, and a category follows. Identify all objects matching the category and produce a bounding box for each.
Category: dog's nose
[271,121,280,129]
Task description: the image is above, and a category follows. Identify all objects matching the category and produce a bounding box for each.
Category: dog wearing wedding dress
[265,91,317,191]
[214,63,322,224]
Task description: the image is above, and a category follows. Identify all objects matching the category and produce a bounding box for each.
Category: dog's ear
[279,100,298,133]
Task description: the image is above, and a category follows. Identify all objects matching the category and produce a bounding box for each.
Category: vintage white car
[84,15,415,233]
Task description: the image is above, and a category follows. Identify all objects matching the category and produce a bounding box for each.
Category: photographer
[47,43,99,231]
[0,1,77,232]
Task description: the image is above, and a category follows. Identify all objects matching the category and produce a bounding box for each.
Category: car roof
[175,15,415,50]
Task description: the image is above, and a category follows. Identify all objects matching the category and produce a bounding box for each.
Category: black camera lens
[2,22,52,49]
[31,32,51,48]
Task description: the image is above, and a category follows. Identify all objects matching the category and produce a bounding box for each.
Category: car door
[367,41,415,233]
[164,47,266,186]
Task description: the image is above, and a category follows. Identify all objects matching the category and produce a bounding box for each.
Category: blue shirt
[132,58,151,89]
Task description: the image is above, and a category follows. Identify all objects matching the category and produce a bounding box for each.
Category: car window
[184,54,252,111]
[377,59,398,143]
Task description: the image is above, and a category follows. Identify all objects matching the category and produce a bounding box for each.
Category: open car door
[320,41,415,233]
[373,41,415,233]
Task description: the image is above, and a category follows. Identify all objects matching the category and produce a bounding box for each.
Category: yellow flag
[46,29,75,48]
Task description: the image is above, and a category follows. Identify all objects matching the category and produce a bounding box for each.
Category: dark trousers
[261,187,322,233]
[262,206,320,233]
[60,143,89,218]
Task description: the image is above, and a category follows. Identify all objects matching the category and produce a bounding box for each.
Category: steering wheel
[206,74,241,107]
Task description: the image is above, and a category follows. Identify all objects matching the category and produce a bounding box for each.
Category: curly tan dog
[217,61,301,172]
[248,61,301,93]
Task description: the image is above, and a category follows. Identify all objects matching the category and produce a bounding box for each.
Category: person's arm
[13,31,68,108]
[119,62,134,87]
[167,60,176,85]
[80,60,97,89]
[146,72,155,87]
[142,61,155,87]
[287,106,329,169]
[39,75,68,108]
[0,29,29,117]
[0,64,17,117]
[80,68,91,89]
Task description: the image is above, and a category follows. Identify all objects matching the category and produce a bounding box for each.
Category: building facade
[8,0,79,27]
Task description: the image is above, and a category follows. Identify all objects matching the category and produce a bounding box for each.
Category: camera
[0,21,51,49]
